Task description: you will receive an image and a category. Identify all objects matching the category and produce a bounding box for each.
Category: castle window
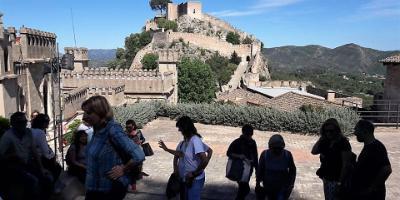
[193,9,196,14]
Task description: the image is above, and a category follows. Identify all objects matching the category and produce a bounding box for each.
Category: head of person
[242,124,254,139]
[320,118,343,141]
[73,130,88,146]
[176,116,201,138]
[10,112,28,133]
[268,134,285,155]
[354,119,375,142]
[81,96,113,128]
[31,110,39,120]
[125,119,137,134]
[31,113,50,130]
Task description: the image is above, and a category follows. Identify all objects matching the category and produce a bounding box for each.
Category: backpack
[263,150,291,187]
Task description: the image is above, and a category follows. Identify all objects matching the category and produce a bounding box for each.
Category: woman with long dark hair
[66,130,88,183]
[82,96,145,200]
[312,118,353,200]
[159,116,213,200]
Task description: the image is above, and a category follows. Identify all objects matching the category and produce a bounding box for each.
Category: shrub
[64,119,82,144]
[157,18,178,31]
[142,53,159,70]
[259,74,267,82]
[113,101,162,128]
[226,32,241,45]
[0,116,10,138]
[114,102,360,136]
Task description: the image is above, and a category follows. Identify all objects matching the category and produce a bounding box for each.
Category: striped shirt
[85,119,145,192]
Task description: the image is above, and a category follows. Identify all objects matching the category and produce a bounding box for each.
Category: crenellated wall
[18,27,56,60]
[63,86,89,119]
[64,47,89,72]
[62,68,177,104]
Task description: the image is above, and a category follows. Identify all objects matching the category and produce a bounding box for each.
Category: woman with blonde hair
[82,96,145,200]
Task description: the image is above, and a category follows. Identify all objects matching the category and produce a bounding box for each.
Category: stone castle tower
[64,47,89,72]
[167,1,203,21]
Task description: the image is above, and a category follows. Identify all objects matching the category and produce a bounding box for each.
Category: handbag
[142,143,154,156]
[226,158,244,182]
[166,173,181,199]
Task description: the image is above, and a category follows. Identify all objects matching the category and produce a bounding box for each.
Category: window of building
[193,9,196,14]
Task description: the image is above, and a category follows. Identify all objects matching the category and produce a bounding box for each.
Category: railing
[353,100,400,129]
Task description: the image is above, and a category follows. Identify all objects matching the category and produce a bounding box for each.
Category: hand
[158,140,168,151]
[107,165,125,180]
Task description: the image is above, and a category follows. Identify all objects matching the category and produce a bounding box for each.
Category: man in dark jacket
[227,124,258,200]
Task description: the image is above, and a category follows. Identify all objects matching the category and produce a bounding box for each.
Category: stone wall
[18,27,56,60]
[63,86,88,119]
[131,42,153,69]
[65,47,89,72]
[62,68,177,104]
[166,32,252,57]
[384,64,400,100]
[88,85,125,107]
[167,1,202,21]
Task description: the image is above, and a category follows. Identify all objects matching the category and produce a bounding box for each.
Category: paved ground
[79,118,399,200]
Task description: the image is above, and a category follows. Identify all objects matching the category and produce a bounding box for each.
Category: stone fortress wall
[64,47,89,72]
[1,13,58,118]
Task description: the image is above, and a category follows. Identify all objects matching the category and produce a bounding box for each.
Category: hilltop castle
[61,0,271,119]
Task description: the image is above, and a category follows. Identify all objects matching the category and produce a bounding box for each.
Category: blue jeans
[181,178,205,200]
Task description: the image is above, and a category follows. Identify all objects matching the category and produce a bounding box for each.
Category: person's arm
[227,140,245,160]
[287,151,297,187]
[188,152,208,178]
[159,140,184,157]
[206,146,213,164]
[369,165,392,190]
[338,150,353,184]
[286,151,297,199]
[253,141,259,173]
[31,136,45,176]
[139,130,145,144]
[37,131,54,160]
[311,137,324,155]
[256,151,265,186]
[108,124,145,180]
[173,155,179,174]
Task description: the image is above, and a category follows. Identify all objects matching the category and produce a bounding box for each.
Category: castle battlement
[19,27,57,39]
[61,68,173,79]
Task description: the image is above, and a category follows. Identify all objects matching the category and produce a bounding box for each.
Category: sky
[0,0,399,51]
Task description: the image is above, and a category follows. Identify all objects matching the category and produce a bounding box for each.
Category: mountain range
[88,44,399,75]
[263,43,400,75]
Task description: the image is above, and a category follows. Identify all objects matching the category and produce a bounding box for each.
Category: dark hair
[242,124,254,136]
[320,118,344,139]
[356,119,375,135]
[81,96,113,120]
[31,113,50,130]
[31,110,40,118]
[126,119,137,130]
[176,116,201,138]
[72,130,87,153]
[10,112,27,127]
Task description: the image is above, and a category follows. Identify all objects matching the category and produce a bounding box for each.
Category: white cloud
[352,0,400,20]
[211,0,304,17]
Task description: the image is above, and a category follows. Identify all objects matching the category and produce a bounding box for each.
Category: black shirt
[318,137,351,181]
[353,140,390,195]
[227,136,258,169]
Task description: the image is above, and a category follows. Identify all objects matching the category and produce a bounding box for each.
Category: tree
[150,0,172,14]
[124,31,152,65]
[230,51,242,65]
[116,48,125,59]
[142,53,159,70]
[206,53,237,90]
[226,31,241,45]
[178,57,217,103]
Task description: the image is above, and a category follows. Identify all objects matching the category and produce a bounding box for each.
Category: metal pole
[397,104,399,129]
[57,43,65,169]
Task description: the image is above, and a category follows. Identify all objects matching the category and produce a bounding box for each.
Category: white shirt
[31,128,55,159]
[77,123,93,142]
[176,135,209,180]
